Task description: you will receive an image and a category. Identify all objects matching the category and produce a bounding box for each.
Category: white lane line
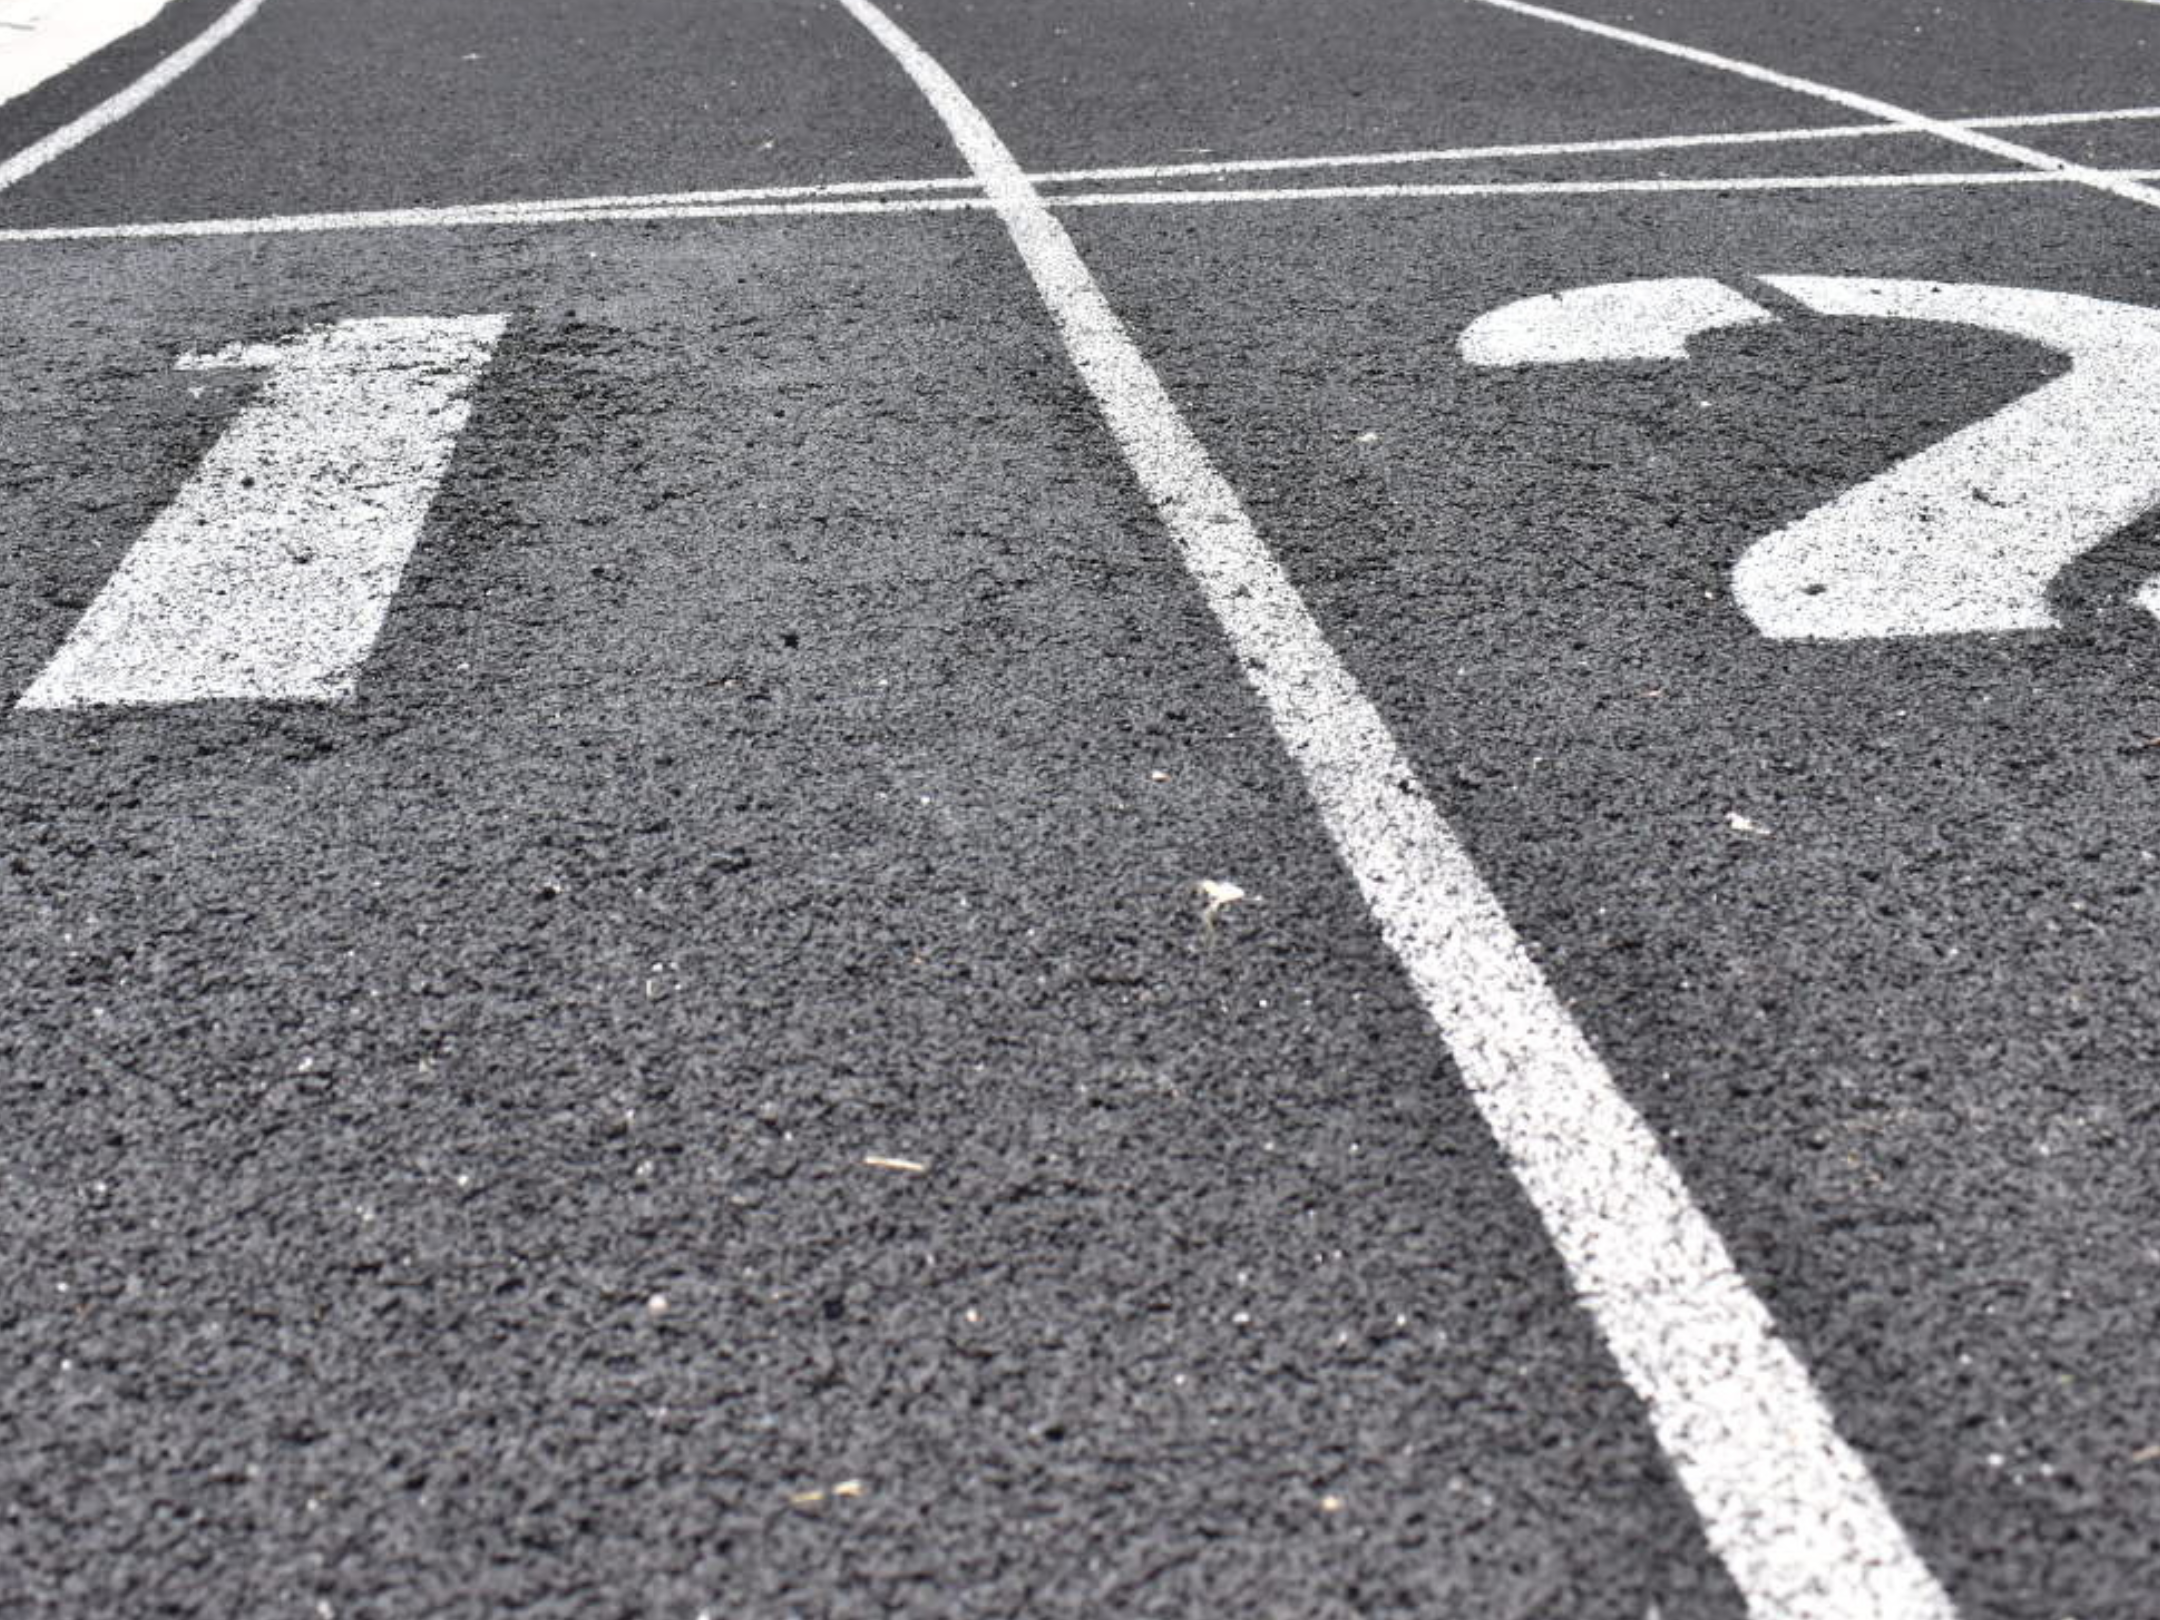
[1471,0,2160,211]
[1054,168,2096,207]
[0,92,2153,240]
[0,0,260,193]
[832,0,1956,1615]
[0,191,991,242]
[0,0,171,108]
[1029,103,2160,187]
[20,315,505,709]
[5,165,2149,245]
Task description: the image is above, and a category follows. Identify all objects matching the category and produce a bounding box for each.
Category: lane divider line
[4,95,2156,246]
[1471,0,2160,211]
[831,0,1958,1615]
[3,164,2152,246]
[0,0,261,193]
[1028,102,2160,187]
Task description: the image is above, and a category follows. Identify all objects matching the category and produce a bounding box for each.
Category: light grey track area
[4,0,2160,1616]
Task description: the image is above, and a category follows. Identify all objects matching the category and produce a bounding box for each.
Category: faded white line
[2,93,2154,238]
[832,0,1956,1615]
[1030,102,2160,187]
[1473,0,2160,210]
[0,191,991,242]
[20,315,505,708]
[0,0,171,108]
[1055,167,2096,208]
[0,0,260,193]
[11,164,2159,245]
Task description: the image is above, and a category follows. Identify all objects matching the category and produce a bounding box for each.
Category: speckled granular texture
[3,0,2160,1615]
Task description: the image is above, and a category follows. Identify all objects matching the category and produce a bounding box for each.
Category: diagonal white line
[831,0,1958,1615]
[0,0,261,193]
[1471,0,2160,211]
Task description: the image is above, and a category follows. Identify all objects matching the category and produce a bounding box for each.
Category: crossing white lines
[1470,0,2160,212]
[19,315,505,709]
[832,0,1957,1615]
[0,0,260,193]
[2,164,2157,246]
[1,100,2153,247]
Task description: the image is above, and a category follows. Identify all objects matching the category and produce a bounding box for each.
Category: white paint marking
[20,315,505,708]
[4,97,2157,245]
[1460,276,1774,364]
[0,1,171,108]
[1465,276,2160,641]
[832,1,1955,1615]
[1471,0,2160,211]
[0,0,260,194]
[1030,103,2160,187]
[11,165,2160,246]
[1740,278,2160,638]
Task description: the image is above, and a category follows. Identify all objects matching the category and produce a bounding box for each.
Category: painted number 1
[20,314,507,709]
[1461,276,2160,641]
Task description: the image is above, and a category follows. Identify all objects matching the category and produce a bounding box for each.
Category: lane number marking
[1463,276,2160,639]
[18,314,506,709]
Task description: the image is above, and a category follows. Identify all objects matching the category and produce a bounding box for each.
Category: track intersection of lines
[5,2,2160,1617]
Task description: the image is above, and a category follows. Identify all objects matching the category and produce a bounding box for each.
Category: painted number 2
[1461,277,2160,641]
[20,315,507,710]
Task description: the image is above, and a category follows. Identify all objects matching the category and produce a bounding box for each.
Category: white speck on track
[1473,0,2160,212]
[19,314,505,709]
[0,0,260,194]
[832,0,1956,1614]
[0,0,170,109]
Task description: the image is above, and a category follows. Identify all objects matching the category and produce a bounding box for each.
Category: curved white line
[831,0,1957,1614]
[0,0,261,193]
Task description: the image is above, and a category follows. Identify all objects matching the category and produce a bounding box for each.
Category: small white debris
[832,1479,866,1499]
[1725,811,1772,838]
[863,1155,928,1175]
[1355,430,1380,445]
[1149,770,1170,783]
[645,1293,670,1318]
[1195,879,1249,927]
[1318,1494,1345,1514]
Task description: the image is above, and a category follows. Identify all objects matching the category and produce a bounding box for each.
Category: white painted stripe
[1053,168,2085,208]
[831,0,1956,1614]
[524,103,2160,203]
[0,0,260,193]
[1968,104,2160,130]
[1029,103,2160,187]
[0,92,2148,240]
[0,91,2151,242]
[8,164,2152,246]
[0,0,171,108]
[20,315,505,708]
[1472,0,2160,211]
[0,191,991,242]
